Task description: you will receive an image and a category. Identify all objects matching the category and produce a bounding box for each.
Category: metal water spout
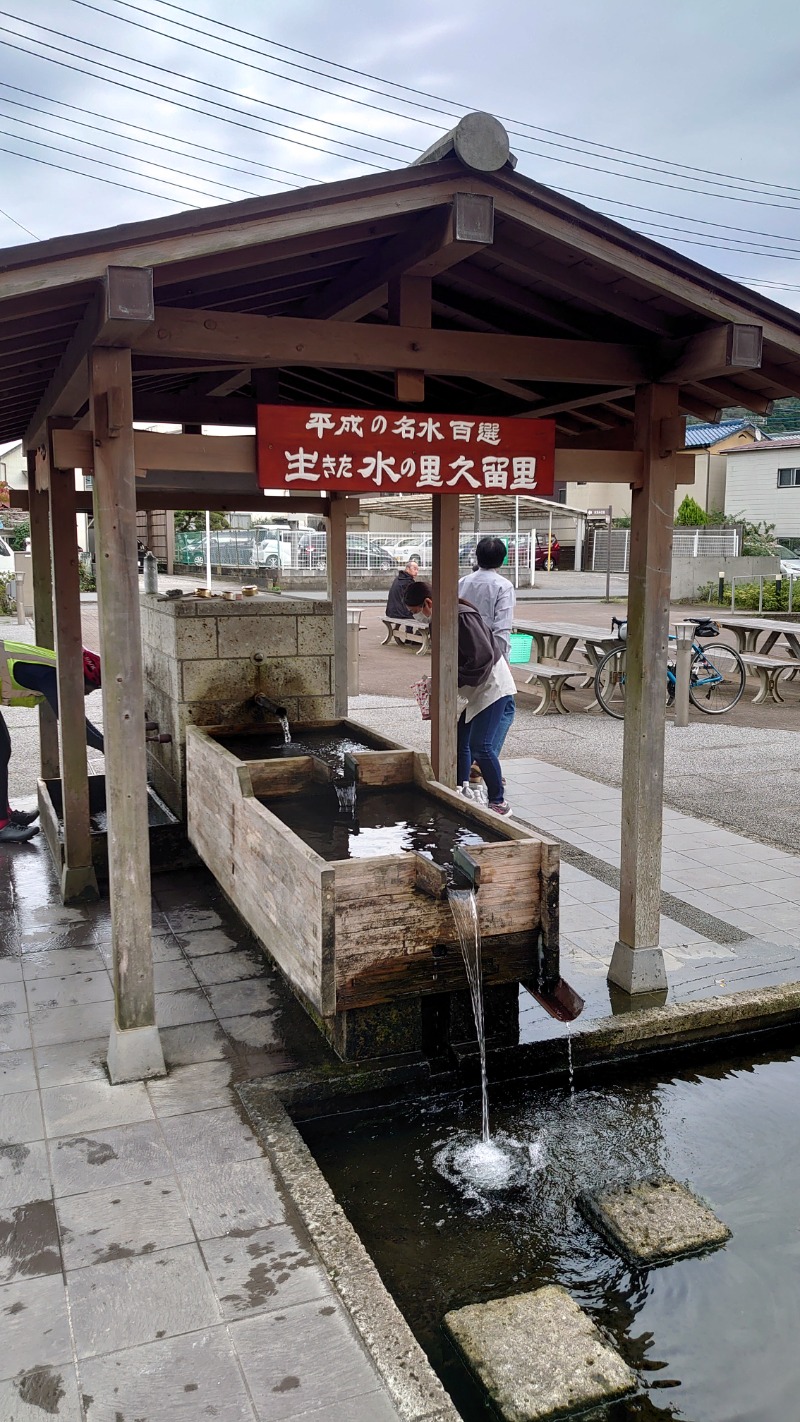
[253,693,288,720]
[526,977,585,1024]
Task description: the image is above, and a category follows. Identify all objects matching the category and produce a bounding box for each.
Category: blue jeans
[457,696,514,804]
[493,695,515,756]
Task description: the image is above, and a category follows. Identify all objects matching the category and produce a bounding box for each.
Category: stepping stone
[443,1284,635,1421]
[578,1176,730,1266]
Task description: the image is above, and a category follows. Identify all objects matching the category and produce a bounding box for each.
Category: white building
[725,434,800,540]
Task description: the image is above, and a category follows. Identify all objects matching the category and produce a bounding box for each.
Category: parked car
[253,527,293,571]
[458,534,561,570]
[0,534,14,576]
[346,534,396,570]
[774,544,800,576]
[385,534,434,567]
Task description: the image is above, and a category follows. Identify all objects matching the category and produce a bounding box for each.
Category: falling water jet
[335,781,357,817]
[447,887,490,1144]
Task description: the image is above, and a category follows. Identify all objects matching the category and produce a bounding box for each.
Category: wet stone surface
[578,1175,731,1265]
[444,1285,636,1422]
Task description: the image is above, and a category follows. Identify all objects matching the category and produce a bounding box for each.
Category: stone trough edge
[238,1080,461,1422]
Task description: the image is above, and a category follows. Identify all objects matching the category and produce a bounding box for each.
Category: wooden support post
[431,496,460,786]
[27,455,59,780]
[48,453,98,903]
[89,345,165,1082]
[609,383,680,995]
[389,274,431,403]
[327,493,348,716]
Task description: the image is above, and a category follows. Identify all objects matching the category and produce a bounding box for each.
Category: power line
[0,10,407,165]
[0,33,384,171]
[0,202,38,238]
[558,186,800,248]
[104,0,800,203]
[0,141,204,206]
[0,82,320,186]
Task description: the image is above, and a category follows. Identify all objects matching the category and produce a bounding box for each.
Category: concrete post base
[60,865,99,905]
[107,1022,166,1083]
[607,941,668,995]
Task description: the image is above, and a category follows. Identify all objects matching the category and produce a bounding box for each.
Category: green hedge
[696,578,795,612]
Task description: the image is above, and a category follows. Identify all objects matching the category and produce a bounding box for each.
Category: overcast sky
[2,0,800,307]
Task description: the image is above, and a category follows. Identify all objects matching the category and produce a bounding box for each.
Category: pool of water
[212,727,383,773]
[258,786,503,864]
[303,1041,800,1421]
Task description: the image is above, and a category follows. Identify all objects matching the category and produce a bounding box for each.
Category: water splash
[433,1128,546,1210]
[565,1019,575,1099]
[448,887,489,1143]
[279,713,291,744]
[335,781,357,817]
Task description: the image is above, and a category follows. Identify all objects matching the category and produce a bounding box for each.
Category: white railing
[672,528,740,558]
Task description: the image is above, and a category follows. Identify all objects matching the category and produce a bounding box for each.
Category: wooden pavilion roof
[3,137,800,448]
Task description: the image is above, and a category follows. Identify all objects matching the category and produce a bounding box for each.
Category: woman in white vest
[0,639,102,844]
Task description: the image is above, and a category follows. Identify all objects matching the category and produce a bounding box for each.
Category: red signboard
[257,405,555,497]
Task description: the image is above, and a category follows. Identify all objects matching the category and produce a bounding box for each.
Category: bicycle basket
[509,633,533,664]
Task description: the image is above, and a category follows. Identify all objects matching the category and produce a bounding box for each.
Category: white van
[253,527,293,571]
[0,535,14,576]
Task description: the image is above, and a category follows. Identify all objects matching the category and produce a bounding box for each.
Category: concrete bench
[513,659,579,715]
[739,652,800,704]
[381,618,431,655]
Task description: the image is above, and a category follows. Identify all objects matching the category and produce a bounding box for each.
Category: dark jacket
[14,663,105,752]
[386,568,416,620]
[458,599,503,687]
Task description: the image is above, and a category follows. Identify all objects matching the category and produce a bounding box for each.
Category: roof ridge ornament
[412,112,517,173]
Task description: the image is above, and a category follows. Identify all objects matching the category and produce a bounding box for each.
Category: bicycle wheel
[688,642,745,715]
[595,646,627,719]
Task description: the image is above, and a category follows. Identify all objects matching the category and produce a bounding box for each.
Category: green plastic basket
[508,633,533,664]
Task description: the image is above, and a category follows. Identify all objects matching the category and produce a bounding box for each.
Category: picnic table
[714,616,800,658]
[512,618,621,669]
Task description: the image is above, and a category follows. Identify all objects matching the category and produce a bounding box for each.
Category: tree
[675,495,707,527]
[174,510,230,532]
[7,519,29,550]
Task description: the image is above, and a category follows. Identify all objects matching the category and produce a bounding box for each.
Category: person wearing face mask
[403,579,515,816]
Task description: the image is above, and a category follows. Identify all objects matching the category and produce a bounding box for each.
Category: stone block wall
[141,593,335,815]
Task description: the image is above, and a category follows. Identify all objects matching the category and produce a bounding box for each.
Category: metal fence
[591,525,740,573]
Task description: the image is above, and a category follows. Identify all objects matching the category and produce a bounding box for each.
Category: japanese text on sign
[257,405,555,497]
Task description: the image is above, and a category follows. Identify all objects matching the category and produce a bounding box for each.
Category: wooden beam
[52,428,256,475]
[299,195,494,322]
[659,323,762,383]
[491,236,678,335]
[27,457,59,781]
[11,488,330,515]
[693,377,773,416]
[678,390,723,423]
[609,383,680,996]
[757,358,800,401]
[89,344,164,1082]
[443,264,591,336]
[389,274,430,403]
[24,267,155,451]
[431,497,459,788]
[327,492,348,716]
[136,306,648,384]
[133,393,255,426]
[554,449,642,482]
[555,426,635,452]
[48,452,98,903]
[520,386,633,419]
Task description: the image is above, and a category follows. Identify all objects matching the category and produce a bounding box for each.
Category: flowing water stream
[278,712,291,744]
[447,888,489,1143]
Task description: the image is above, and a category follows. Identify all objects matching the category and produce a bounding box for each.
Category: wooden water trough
[186,719,559,1058]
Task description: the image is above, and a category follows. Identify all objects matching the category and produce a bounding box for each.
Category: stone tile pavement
[0,845,405,1422]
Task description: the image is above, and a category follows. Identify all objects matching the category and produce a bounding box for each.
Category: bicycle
[594,617,746,719]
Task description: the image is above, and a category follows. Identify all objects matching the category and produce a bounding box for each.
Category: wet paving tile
[41,1080,154,1139]
[68,1243,221,1359]
[163,907,224,935]
[19,924,99,954]
[231,1298,384,1422]
[49,1121,173,1199]
[152,988,216,1028]
[201,1223,331,1320]
[57,1175,193,1270]
[219,1013,285,1051]
[178,1157,285,1241]
[206,979,280,1019]
[159,1020,228,1067]
[0,1012,32,1054]
[0,982,28,1016]
[79,1327,257,1422]
[0,1273,72,1377]
[0,1090,44,1144]
[152,958,197,993]
[25,972,113,1012]
[20,946,108,981]
[159,1106,263,1173]
[0,1140,51,1208]
[150,932,188,963]
[0,1199,62,1284]
[176,926,245,957]
[29,1000,112,1048]
[0,1363,83,1421]
[0,960,23,985]
[0,1049,37,1096]
[35,1038,109,1091]
[146,1060,235,1117]
[191,950,267,987]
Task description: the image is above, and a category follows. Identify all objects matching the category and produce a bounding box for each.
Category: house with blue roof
[563,418,766,518]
